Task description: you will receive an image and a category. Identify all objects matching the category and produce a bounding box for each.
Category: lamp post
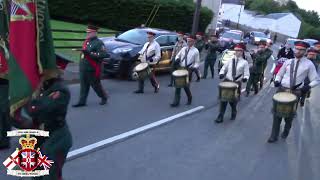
[236,0,245,29]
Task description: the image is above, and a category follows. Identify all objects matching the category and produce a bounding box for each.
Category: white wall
[221,4,301,38]
[274,14,301,38]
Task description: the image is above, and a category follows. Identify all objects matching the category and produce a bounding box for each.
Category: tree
[249,0,281,14]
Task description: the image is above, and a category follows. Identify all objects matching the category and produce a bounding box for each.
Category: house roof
[222,0,242,5]
[263,13,290,20]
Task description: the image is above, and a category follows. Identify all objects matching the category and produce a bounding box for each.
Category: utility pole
[237,0,245,29]
[191,0,202,35]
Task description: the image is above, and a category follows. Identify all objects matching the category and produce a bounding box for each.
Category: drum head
[135,63,149,71]
[219,81,238,88]
[173,70,189,77]
[273,92,297,103]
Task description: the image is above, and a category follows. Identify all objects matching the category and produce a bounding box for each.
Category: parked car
[218,30,243,50]
[218,49,236,72]
[303,39,318,47]
[101,27,178,79]
[249,31,272,45]
[283,38,300,49]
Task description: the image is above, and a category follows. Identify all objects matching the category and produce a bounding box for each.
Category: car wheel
[128,61,140,81]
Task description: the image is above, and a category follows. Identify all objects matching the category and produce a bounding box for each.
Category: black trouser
[78,71,107,104]
[269,87,301,139]
[172,85,192,105]
[0,82,10,146]
[137,69,159,91]
[203,56,216,78]
[246,73,260,94]
[189,67,201,81]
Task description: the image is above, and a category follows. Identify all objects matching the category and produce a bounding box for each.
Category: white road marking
[66,106,205,160]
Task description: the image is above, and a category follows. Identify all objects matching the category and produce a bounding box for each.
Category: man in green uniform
[73,24,109,107]
[168,31,187,87]
[259,42,273,89]
[246,40,272,96]
[0,0,10,150]
[314,41,320,69]
[27,70,72,179]
[202,35,220,79]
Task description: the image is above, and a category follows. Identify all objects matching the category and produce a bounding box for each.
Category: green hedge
[48,0,213,33]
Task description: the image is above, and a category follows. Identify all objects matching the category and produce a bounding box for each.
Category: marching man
[170,35,199,107]
[215,43,250,123]
[168,32,187,87]
[268,41,320,143]
[134,31,161,94]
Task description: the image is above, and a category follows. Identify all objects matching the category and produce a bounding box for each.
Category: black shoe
[300,101,305,107]
[72,103,86,108]
[215,116,223,123]
[0,143,10,150]
[168,84,173,87]
[186,98,192,105]
[170,103,179,107]
[154,84,160,93]
[245,92,249,97]
[99,98,107,105]
[230,114,236,120]
[281,131,289,139]
[254,91,258,95]
[267,137,278,143]
[134,90,144,94]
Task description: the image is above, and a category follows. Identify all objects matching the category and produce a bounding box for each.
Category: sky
[293,0,320,14]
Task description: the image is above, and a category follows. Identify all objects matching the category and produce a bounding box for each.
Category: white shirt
[219,56,250,82]
[275,57,320,88]
[139,40,161,64]
[175,46,200,68]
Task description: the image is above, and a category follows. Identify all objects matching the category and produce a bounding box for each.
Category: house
[220,3,301,38]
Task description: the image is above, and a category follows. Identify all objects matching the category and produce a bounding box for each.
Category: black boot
[170,103,179,107]
[99,97,108,105]
[281,130,289,139]
[230,113,237,120]
[154,84,160,93]
[186,97,192,105]
[268,116,281,143]
[215,115,224,123]
[72,103,86,108]
[134,90,144,94]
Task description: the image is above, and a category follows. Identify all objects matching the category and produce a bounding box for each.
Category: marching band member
[170,35,199,107]
[246,40,272,96]
[134,31,161,94]
[73,24,109,107]
[215,43,250,123]
[268,41,320,143]
[168,32,187,87]
[202,34,220,79]
[300,47,319,106]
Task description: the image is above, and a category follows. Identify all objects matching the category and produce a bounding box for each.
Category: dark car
[101,27,178,79]
[303,39,318,47]
[218,30,243,51]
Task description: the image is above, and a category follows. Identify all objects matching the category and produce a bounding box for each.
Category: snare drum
[272,92,297,118]
[134,62,151,80]
[219,81,239,102]
[173,69,189,88]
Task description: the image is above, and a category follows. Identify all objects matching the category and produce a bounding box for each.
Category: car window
[116,29,147,45]
[156,36,169,46]
[222,32,241,40]
[168,35,178,46]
